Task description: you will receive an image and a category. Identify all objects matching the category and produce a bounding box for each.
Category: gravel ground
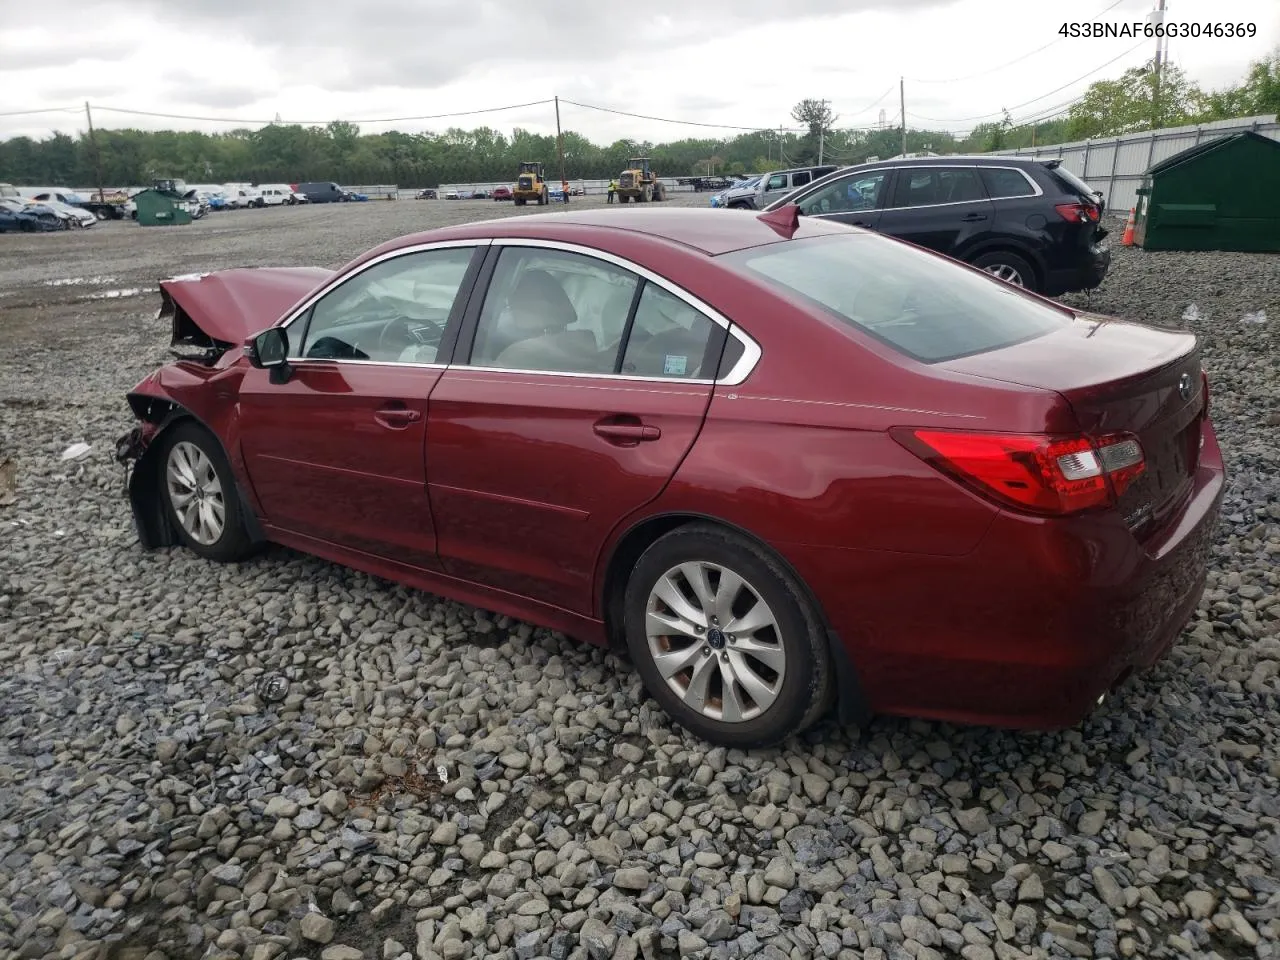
[1,200,1278,960]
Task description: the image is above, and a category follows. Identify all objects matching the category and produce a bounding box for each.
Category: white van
[257,184,301,206]
[223,183,263,209]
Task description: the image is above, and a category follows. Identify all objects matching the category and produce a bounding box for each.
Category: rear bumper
[782,419,1225,729]
[1044,241,1111,296]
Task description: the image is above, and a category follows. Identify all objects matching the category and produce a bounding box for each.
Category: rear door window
[792,171,812,188]
[720,234,1069,363]
[981,167,1038,199]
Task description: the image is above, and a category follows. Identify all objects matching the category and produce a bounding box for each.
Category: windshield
[720,234,1071,363]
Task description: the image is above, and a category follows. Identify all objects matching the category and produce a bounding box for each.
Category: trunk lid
[941,313,1204,536]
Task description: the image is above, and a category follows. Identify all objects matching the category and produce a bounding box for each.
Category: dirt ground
[0,193,708,348]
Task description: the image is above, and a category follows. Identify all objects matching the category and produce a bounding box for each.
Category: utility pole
[554,96,566,188]
[899,78,907,157]
[84,101,106,203]
[1151,0,1168,127]
[818,98,830,165]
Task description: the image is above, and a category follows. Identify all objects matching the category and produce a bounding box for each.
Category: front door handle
[374,404,421,429]
[960,213,988,222]
[593,420,661,444]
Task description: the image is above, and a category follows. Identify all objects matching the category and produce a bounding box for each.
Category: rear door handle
[960,213,988,222]
[374,404,421,429]
[593,421,661,443]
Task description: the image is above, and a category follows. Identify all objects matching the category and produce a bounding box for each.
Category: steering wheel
[377,315,444,358]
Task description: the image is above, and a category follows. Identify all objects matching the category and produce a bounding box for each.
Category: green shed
[1133,130,1280,252]
[132,185,193,227]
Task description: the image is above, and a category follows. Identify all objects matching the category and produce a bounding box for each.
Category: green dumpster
[132,186,193,226]
[1133,130,1280,252]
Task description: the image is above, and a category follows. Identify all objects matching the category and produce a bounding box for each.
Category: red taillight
[1054,201,1098,224]
[893,429,1146,516]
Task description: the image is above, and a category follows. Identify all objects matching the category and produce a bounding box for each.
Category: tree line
[1,50,1274,188]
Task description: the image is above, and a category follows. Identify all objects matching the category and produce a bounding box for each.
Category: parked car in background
[444,189,460,200]
[3,196,75,229]
[224,184,264,209]
[416,188,438,200]
[34,198,97,227]
[492,187,512,201]
[28,189,92,211]
[765,155,1111,295]
[347,190,369,201]
[258,184,300,206]
[295,182,349,203]
[113,206,1222,749]
[710,176,760,208]
[717,165,839,210]
[196,189,228,211]
[0,199,64,232]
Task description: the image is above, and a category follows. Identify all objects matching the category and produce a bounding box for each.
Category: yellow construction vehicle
[615,157,667,203]
[512,161,549,206]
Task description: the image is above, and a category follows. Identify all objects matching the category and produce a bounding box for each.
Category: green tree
[1064,61,1206,139]
[790,98,837,164]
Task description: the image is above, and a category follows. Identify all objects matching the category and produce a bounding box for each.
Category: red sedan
[115,205,1225,748]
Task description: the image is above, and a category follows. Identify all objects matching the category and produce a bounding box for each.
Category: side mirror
[247,327,294,384]
[246,326,289,368]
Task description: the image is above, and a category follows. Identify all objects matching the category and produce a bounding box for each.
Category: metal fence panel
[988,115,1278,216]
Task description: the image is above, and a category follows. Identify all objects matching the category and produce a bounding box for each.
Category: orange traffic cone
[1121,207,1136,246]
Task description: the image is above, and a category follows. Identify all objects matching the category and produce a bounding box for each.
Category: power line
[905,38,1148,123]
[907,0,1130,84]
[88,99,556,126]
[0,106,79,118]
[836,85,897,119]
[559,98,807,133]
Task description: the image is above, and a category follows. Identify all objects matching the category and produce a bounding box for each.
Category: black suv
[765,156,1109,296]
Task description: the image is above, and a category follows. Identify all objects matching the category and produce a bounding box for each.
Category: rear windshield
[720,234,1070,363]
[1046,164,1097,199]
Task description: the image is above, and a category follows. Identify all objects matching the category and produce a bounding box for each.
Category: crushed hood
[161,266,334,362]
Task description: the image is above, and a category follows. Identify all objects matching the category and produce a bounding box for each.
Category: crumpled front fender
[116,380,265,551]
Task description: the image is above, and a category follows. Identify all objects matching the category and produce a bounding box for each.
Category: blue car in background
[0,198,66,232]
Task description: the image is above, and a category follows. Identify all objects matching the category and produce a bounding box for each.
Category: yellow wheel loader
[615,157,668,203]
[512,161,549,206]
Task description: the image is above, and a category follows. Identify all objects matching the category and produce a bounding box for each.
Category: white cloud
[0,0,1275,145]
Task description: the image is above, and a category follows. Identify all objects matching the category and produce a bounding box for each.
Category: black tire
[969,250,1038,292]
[623,523,834,748]
[514,197,526,206]
[158,421,254,563]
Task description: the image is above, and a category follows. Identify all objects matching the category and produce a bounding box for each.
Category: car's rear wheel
[160,422,252,562]
[623,524,833,748]
[971,251,1037,291]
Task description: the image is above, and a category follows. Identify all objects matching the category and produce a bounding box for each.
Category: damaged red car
[116,205,1225,748]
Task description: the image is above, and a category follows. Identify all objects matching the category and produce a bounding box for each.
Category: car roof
[389,207,856,257]
[858,155,1048,167]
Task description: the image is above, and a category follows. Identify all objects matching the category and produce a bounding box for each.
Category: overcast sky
[0,0,1276,147]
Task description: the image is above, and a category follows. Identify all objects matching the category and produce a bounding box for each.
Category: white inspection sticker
[663,355,688,376]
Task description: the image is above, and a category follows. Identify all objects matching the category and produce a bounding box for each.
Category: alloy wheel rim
[166,441,226,545]
[645,561,786,723]
[984,263,1025,285]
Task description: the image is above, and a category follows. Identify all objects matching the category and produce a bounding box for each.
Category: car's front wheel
[623,524,834,748]
[160,422,252,562]
[971,251,1037,292]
